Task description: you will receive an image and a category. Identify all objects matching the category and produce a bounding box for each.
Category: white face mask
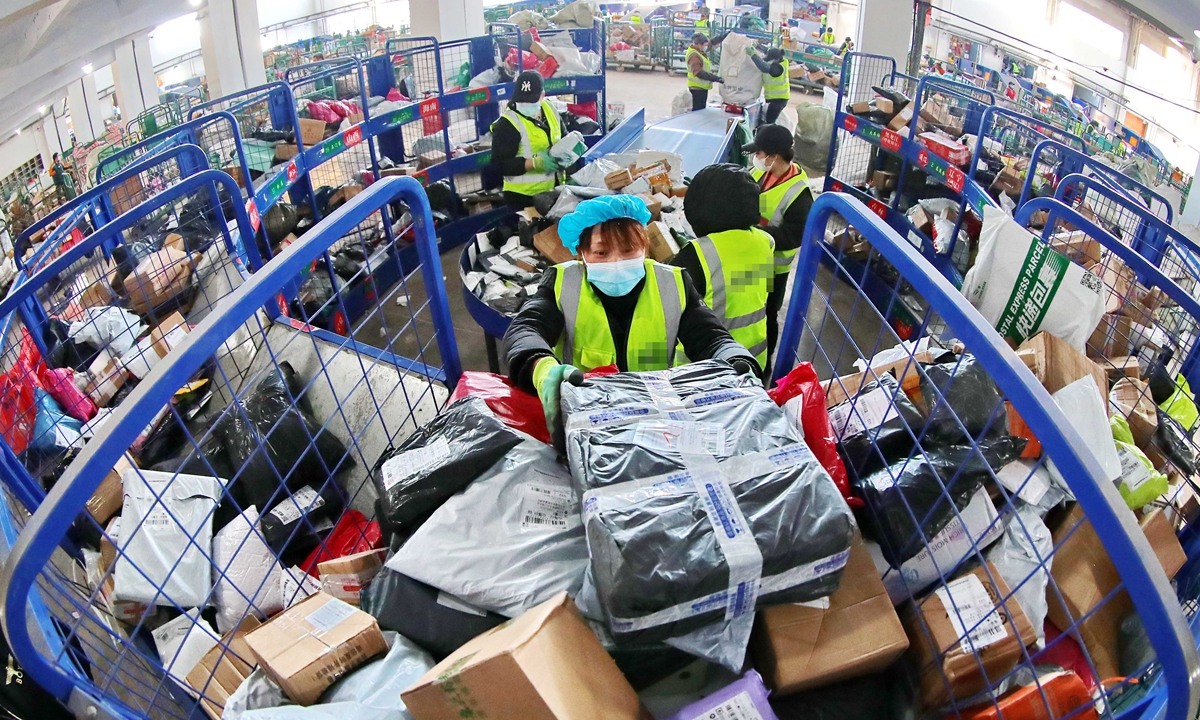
[751,154,771,173]
[515,101,542,118]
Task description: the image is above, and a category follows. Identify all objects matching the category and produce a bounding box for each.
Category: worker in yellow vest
[504,195,759,438]
[695,6,711,33]
[489,71,572,207]
[745,124,814,375]
[748,46,790,123]
[686,33,723,111]
[820,26,835,45]
[672,164,775,372]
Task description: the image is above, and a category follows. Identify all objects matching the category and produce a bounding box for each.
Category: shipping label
[269,485,324,526]
[519,483,576,531]
[827,386,896,440]
[381,437,452,491]
[935,573,1008,653]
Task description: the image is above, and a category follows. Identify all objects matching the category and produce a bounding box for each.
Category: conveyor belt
[587,107,746,179]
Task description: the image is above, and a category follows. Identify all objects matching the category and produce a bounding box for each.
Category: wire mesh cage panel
[387,37,442,101]
[0,176,459,720]
[772,192,1199,720]
[16,145,214,278]
[827,53,903,189]
[0,171,259,537]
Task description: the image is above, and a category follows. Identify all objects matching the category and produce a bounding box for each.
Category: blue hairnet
[557,195,652,253]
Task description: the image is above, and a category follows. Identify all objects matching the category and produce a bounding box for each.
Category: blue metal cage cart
[772,191,1200,720]
[0,175,458,720]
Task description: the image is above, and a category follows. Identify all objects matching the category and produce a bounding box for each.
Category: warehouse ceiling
[1115,0,1200,46]
[0,0,194,138]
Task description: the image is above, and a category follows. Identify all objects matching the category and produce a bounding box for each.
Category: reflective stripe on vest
[753,164,811,275]
[764,60,790,100]
[693,229,773,367]
[687,47,713,90]
[554,259,685,371]
[494,100,562,196]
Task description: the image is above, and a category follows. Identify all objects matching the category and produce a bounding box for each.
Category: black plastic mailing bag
[583,443,855,645]
[561,360,757,412]
[831,373,925,482]
[915,353,1008,445]
[370,395,523,536]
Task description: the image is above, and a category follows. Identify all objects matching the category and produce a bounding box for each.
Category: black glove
[732,358,756,377]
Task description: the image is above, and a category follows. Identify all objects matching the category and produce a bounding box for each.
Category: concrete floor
[422,68,846,378]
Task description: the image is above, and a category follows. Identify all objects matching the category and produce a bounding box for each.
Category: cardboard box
[990,166,1023,196]
[605,168,633,190]
[646,221,679,262]
[872,170,896,192]
[1087,312,1134,359]
[1017,332,1108,400]
[752,537,908,695]
[85,453,136,524]
[631,160,671,189]
[402,593,641,720]
[150,312,190,359]
[529,41,550,60]
[906,562,1037,707]
[808,70,827,84]
[636,193,662,221]
[669,185,687,198]
[85,350,128,407]
[298,118,327,147]
[74,259,118,308]
[318,548,387,605]
[245,592,387,705]
[187,618,261,720]
[1105,356,1140,380]
[417,150,446,169]
[1047,505,1185,681]
[275,142,299,162]
[112,174,146,215]
[533,224,576,265]
[1109,376,1157,450]
[874,97,894,114]
[1049,230,1102,269]
[790,64,811,79]
[887,104,914,131]
[331,184,363,207]
[127,246,193,314]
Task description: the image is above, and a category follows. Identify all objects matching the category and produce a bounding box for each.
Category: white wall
[0,131,44,185]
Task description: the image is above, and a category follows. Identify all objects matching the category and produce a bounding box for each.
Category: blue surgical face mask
[515,101,542,117]
[586,255,646,296]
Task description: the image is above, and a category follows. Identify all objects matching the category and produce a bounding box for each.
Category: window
[0,156,45,200]
[1056,2,1124,59]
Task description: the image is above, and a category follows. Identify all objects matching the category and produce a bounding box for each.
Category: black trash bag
[770,668,901,720]
[0,629,74,720]
[258,481,345,565]
[564,114,600,135]
[264,202,300,245]
[213,362,354,512]
[291,267,338,324]
[1153,409,1196,476]
[834,373,926,482]
[854,436,1026,566]
[588,623,695,691]
[424,180,458,215]
[43,317,96,371]
[532,190,559,217]
[332,246,368,283]
[361,568,506,661]
[370,395,523,537]
[916,353,1007,444]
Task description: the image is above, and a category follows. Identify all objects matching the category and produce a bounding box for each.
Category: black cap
[744,123,794,156]
[513,71,543,102]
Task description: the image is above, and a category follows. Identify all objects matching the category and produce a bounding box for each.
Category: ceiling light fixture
[14,127,20,135]
[37,106,45,114]
[82,63,93,74]
[190,0,202,6]
[1195,29,1200,39]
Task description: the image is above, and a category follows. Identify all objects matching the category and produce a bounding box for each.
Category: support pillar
[1182,154,1200,226]
[200,0,267,98]
[768,0,791,30]
[410,0,484,41]
[113,34,159,123]
[67,72,106,143]
[856,0,913,69]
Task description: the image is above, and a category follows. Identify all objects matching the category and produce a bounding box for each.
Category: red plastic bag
[306,100,339,123]
[609,41,631,51]
[386,88,408,102]
[768,363,857,506]
[301,509,382,576]
[450,372,550,444]
[537,56,559,79]
[567,102,598,120]
[327,100,351,118]
[422,112,443,137]
[38,366,96,422]
[505,48,539,70]
[1036,622,1098,692]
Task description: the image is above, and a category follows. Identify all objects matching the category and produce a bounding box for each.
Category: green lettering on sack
[995,240,1069,344]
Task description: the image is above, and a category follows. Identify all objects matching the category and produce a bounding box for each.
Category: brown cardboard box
[73,259,118,308]
[85,350,128,407]
[646,221,679,262]
[245,592,388,705]
[887,104,914,131]
[127,248,195,315]
[223,164,245,189]
[631,161,671,189]
[150,312,190,359]
[669,185,687,198]
[112,174,146,215]
[848,101,872,114]
[605,168,634,190]
[636,193,662,221]
[331,184,363,206]
[1104,356,1140,381]
[275,142,299,162]
[318,548,387,605]
[872,170,896,192]
[906,563,1037,707]
[417,150,447,169]
[1049,230,1102,269]
[533,224,576,265]
[298,118,328,146]
[789,64,809,79]
[86,453,136,524]
[1017,332,1108,400]
[402,593,641,720]
[873,97,894,115]
[529,41,550,60]
[990,166,1023,196]
[1047,505,1185,682]
[752,537,908,695]
[187,618,261,720]
[908,205,933,236]
[1109,377,1157,448]
[1087,312,1133,359]
[808,70,827,84]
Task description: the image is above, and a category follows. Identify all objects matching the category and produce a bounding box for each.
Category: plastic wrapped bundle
[583,443,854,644]
[561,359,755,413]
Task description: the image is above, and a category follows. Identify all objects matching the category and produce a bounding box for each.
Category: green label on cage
[268,173,288,200]
[859,124,880,143]
[320,137,345,157]
[384,107,416,128]
[995,240,1069,344]
[465,88,491,105]
[543,78,572,92]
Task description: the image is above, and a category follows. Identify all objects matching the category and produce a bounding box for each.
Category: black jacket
[750,54,785,79]
[490,106,584,178]
[504,265,758,391]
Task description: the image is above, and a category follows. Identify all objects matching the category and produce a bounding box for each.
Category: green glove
[533,356,584,446]
[746,47,756,56]
[531,150,558,173]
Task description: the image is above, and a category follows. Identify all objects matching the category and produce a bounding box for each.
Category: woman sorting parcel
[503,194,760,436]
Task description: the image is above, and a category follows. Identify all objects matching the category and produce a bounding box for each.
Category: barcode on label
[828,386,896,440]
[270,486,325,526]
[382,437,452,491]
[1118,446,1154,492]
[519,483,575,531]
[935,574,1008,654]
[701,690,766,720]
[144,507,173,531]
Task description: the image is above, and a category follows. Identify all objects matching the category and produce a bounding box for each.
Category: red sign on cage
[246,200,260,231]
[419,98,440,117]
[830,181,844,192]
[287,162,298,182]
[843,115,858,132]
[881,128,902,153]
[946,166,965,193]
[344,126,363,148]
[868,199,888,220]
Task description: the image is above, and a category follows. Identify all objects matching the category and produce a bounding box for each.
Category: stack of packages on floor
[463,148,692,316]
[606,20,654,66]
